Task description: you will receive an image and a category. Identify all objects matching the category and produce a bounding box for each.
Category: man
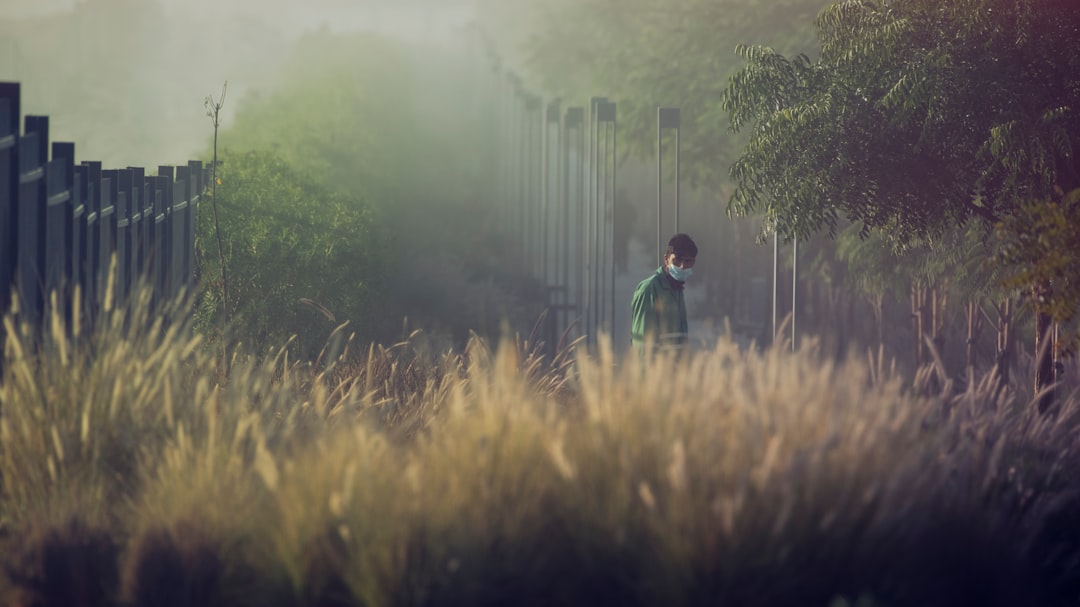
[630,233,698,351]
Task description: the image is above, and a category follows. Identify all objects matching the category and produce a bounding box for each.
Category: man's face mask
[668,264,693,281]
[667,252,695,282]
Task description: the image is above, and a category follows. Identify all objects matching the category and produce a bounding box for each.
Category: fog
[1,0,1036,375]
[0,0,828,357]
[0,0,475,167]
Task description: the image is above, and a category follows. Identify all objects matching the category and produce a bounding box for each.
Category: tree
[194,149,384,359]
[997,187,1080,355]
[722,0,1080,400]
[482,0,829,189]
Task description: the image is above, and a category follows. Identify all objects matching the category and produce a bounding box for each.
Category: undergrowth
[1,294,1079,607]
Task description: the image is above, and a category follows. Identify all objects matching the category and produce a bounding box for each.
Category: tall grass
[2,294,1079,606]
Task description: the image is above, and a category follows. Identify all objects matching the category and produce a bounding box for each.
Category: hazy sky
[0,0,478,166]
[0,0,476,36]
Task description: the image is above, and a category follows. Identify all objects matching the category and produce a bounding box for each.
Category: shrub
[195,149,384,359]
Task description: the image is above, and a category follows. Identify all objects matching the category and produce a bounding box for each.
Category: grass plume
[1,293,1079,606]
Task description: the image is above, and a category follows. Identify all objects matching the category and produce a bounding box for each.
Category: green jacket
[630,267,688,348]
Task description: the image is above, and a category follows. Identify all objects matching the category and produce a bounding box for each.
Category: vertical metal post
[526,94,538,279]
[153,173,169,309]
[597,101,617,338]
[529,95,543,281]
[44,143,73,299]
[186,160,203,290]
[100,169,118,300]
[116,168,133,304]
[544,101,560,292]
[50,142,75,312]
[0,82,19,322]
[516,86,529,265]
[792,234,798,351]
[157,166,175,301]
[563,107,582,340]
[72,165,87,302]
[507,75,516,252]
[518,89,528,271]
[127,167,144,281]
[564,107,585,340]
[544,100,561,348]
[772,228,779,343]
[173,165,190,298]
[19,115,48,324]
[600,99,617,334]
[83,161,102,312]
[587,97,606,345]
[594,109,606,338]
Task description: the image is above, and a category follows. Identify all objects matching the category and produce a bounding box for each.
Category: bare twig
[205,81,230,373]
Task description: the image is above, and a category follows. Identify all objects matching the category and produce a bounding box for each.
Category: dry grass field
[1,293,1079,607]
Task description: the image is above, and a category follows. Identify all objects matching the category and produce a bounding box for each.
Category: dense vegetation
[2,1,1079,605]
[490,0,1079,398]
[3,297,1080,606]
[195,30,540,358]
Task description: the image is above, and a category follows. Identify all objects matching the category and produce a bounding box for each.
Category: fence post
[117,168,135,304]
[46,142,75,307]
[596,101,617,338]
[83,161,102,313]
[0,82,18,323]
[157,166,175,302]
[187,160,203,290]
[563,107,584,340]
[128,167,146,282]
[72,164,88,315]
[100,169,118,303]
[172,164,189,300]
[18,115,48,325]
[153,170,171,309]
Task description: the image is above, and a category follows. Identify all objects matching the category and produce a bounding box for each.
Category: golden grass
[2,294,1079,606]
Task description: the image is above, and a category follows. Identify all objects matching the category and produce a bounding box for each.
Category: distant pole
[0,82,20,325]
[606,102,617,338]
[516,88,527,266]
[562,107,583,339]
[20,115,49,325]
[792,234,798,351]
[529,95,543,280]
[596,101,616,339]
[544,100,560,347]
[565,107,585,338]
[772,227,779,343]
[586,96,606,344]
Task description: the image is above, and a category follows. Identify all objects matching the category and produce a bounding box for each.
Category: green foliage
[503,0,829,189]
[195,149,384,358]
[722,0,1080,244]
[722,0,1080,362]
[996,187,1080,354]
[207,30,539,350]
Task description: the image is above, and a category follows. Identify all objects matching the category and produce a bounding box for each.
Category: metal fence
[0,81,207,331]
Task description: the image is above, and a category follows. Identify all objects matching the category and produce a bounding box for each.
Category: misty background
[0,0,474,167]
[1,0,1046,381]
[2,0,721,357]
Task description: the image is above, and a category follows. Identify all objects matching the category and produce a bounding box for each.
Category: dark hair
[666,233,698,258]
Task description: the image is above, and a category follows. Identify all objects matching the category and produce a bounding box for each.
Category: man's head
[664,233,697,267]
[664,233,697,281]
